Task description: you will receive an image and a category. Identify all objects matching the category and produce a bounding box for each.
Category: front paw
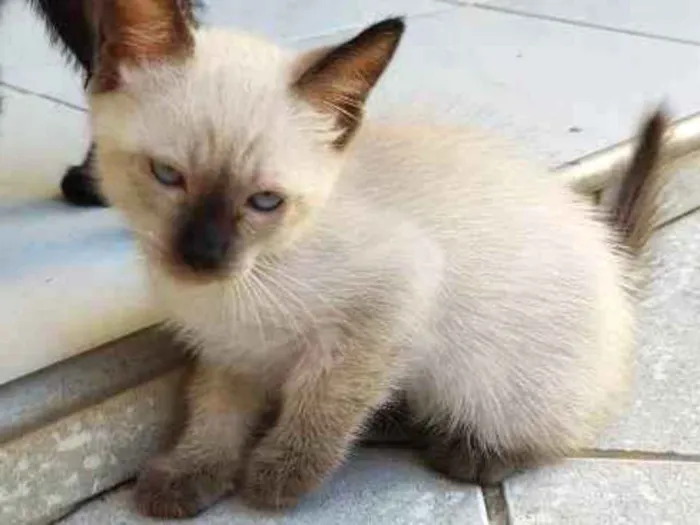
[134,456,234,519]
[243,436,341,510]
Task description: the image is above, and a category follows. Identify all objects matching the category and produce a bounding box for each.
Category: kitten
[0,0,202,206]
[86,0,667,518]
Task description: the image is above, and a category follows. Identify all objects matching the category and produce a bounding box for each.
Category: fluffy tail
[608,109,669,257]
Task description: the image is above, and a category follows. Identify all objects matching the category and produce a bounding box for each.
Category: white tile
[0,86,87,197]
[481,0,700,45]
[505,459,700,525]
[0,0,86,107]
[598,214,700,455]
[294,7,700,165]
[60,450,489,525]
[0,88,159,384]
[656,152,700,227]
[201,0,446,42]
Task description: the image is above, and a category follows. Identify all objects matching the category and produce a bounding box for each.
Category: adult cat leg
[135,361,266,518]
[23,1,106,206]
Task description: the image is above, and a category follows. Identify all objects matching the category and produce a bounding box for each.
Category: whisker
[250,266,314,350]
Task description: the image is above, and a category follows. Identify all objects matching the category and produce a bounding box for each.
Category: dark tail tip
[609,108,669,256]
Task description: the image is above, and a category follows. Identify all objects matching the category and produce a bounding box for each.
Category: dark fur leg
[135,363,265,519]
[360,395,416,447]
[25,1,107,206]
[420,428,543,486]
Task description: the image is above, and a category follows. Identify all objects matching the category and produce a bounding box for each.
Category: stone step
[0,329,186,525]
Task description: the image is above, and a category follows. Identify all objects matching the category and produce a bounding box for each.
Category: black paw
[426,447,518,485]
[60,164,106,207]
[422,432,532,486]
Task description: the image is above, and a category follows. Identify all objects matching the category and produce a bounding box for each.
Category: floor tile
[60,450,489,525]
[6,0,700,168]
[0,88,158,384]
[0,0,86,107]
[598,213,700,455]
[294,6,700,166]
[505,458,700,525]
[0,86,87,198]
[201,0,447,41]
[655,152,700,227]
[477,0,700,45]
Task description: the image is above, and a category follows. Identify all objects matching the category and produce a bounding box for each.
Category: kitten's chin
[147,249,254,288]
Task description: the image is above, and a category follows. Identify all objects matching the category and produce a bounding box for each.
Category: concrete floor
[2,0,700,524]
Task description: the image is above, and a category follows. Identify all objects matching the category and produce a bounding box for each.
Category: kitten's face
[92,32,341,279]
[89,1,403,282]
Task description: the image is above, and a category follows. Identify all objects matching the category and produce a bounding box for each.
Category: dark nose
[175,220,232,272]
[173,191,233,273]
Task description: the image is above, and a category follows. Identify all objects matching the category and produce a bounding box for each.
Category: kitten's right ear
[92,0,194,92]
[292,17,405,148]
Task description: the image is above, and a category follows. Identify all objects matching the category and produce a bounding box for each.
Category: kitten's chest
[158,271,339,370]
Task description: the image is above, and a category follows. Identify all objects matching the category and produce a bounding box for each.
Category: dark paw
[360,398,416,448]
[426,447,518,485]
[60,164,107,207]
[243,437,337,510]
[422,431,533,486]
[134,458,233,519]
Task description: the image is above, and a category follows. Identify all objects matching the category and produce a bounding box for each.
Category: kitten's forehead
[100,27,338,202]
[126,29,296,173]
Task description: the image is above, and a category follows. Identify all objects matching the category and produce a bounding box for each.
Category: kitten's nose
[173,190,234,274]
[176,220,232,272]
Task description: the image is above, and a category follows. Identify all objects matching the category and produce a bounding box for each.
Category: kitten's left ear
[92,0,195,92]
[292,17,405,148]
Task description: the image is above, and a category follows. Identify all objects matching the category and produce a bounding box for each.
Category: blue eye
[151,160,185,187]
[247,191,284,212]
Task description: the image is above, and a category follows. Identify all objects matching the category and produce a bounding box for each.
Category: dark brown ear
[93,0,194,92]
[292,17,405,148]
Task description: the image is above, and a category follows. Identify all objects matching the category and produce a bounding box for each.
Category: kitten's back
[340,122,634,452]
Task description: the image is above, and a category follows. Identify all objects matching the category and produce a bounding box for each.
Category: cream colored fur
[92,26,635,480]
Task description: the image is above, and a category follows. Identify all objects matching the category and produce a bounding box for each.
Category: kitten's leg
[359,394,416,447]
[135,361,266,519]
[420,428,549,485]
[243,346,394,509]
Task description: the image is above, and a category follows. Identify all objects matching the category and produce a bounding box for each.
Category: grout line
[570,448,700,463]
[0,81,86,112]
[654,203,700,232]
[48,478,136,524]
[435,0,700,48]
[483,485,511,525]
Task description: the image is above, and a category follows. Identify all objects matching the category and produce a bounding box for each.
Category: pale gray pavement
[1,1,700,524]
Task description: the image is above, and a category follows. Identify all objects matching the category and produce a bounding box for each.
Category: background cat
[0,0,203,205]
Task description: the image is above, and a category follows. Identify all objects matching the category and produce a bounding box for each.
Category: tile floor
[2,0,700,523]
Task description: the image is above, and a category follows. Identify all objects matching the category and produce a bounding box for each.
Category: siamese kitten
[87,0,666,518]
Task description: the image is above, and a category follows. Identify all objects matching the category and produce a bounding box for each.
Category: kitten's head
[89,0,404,281]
